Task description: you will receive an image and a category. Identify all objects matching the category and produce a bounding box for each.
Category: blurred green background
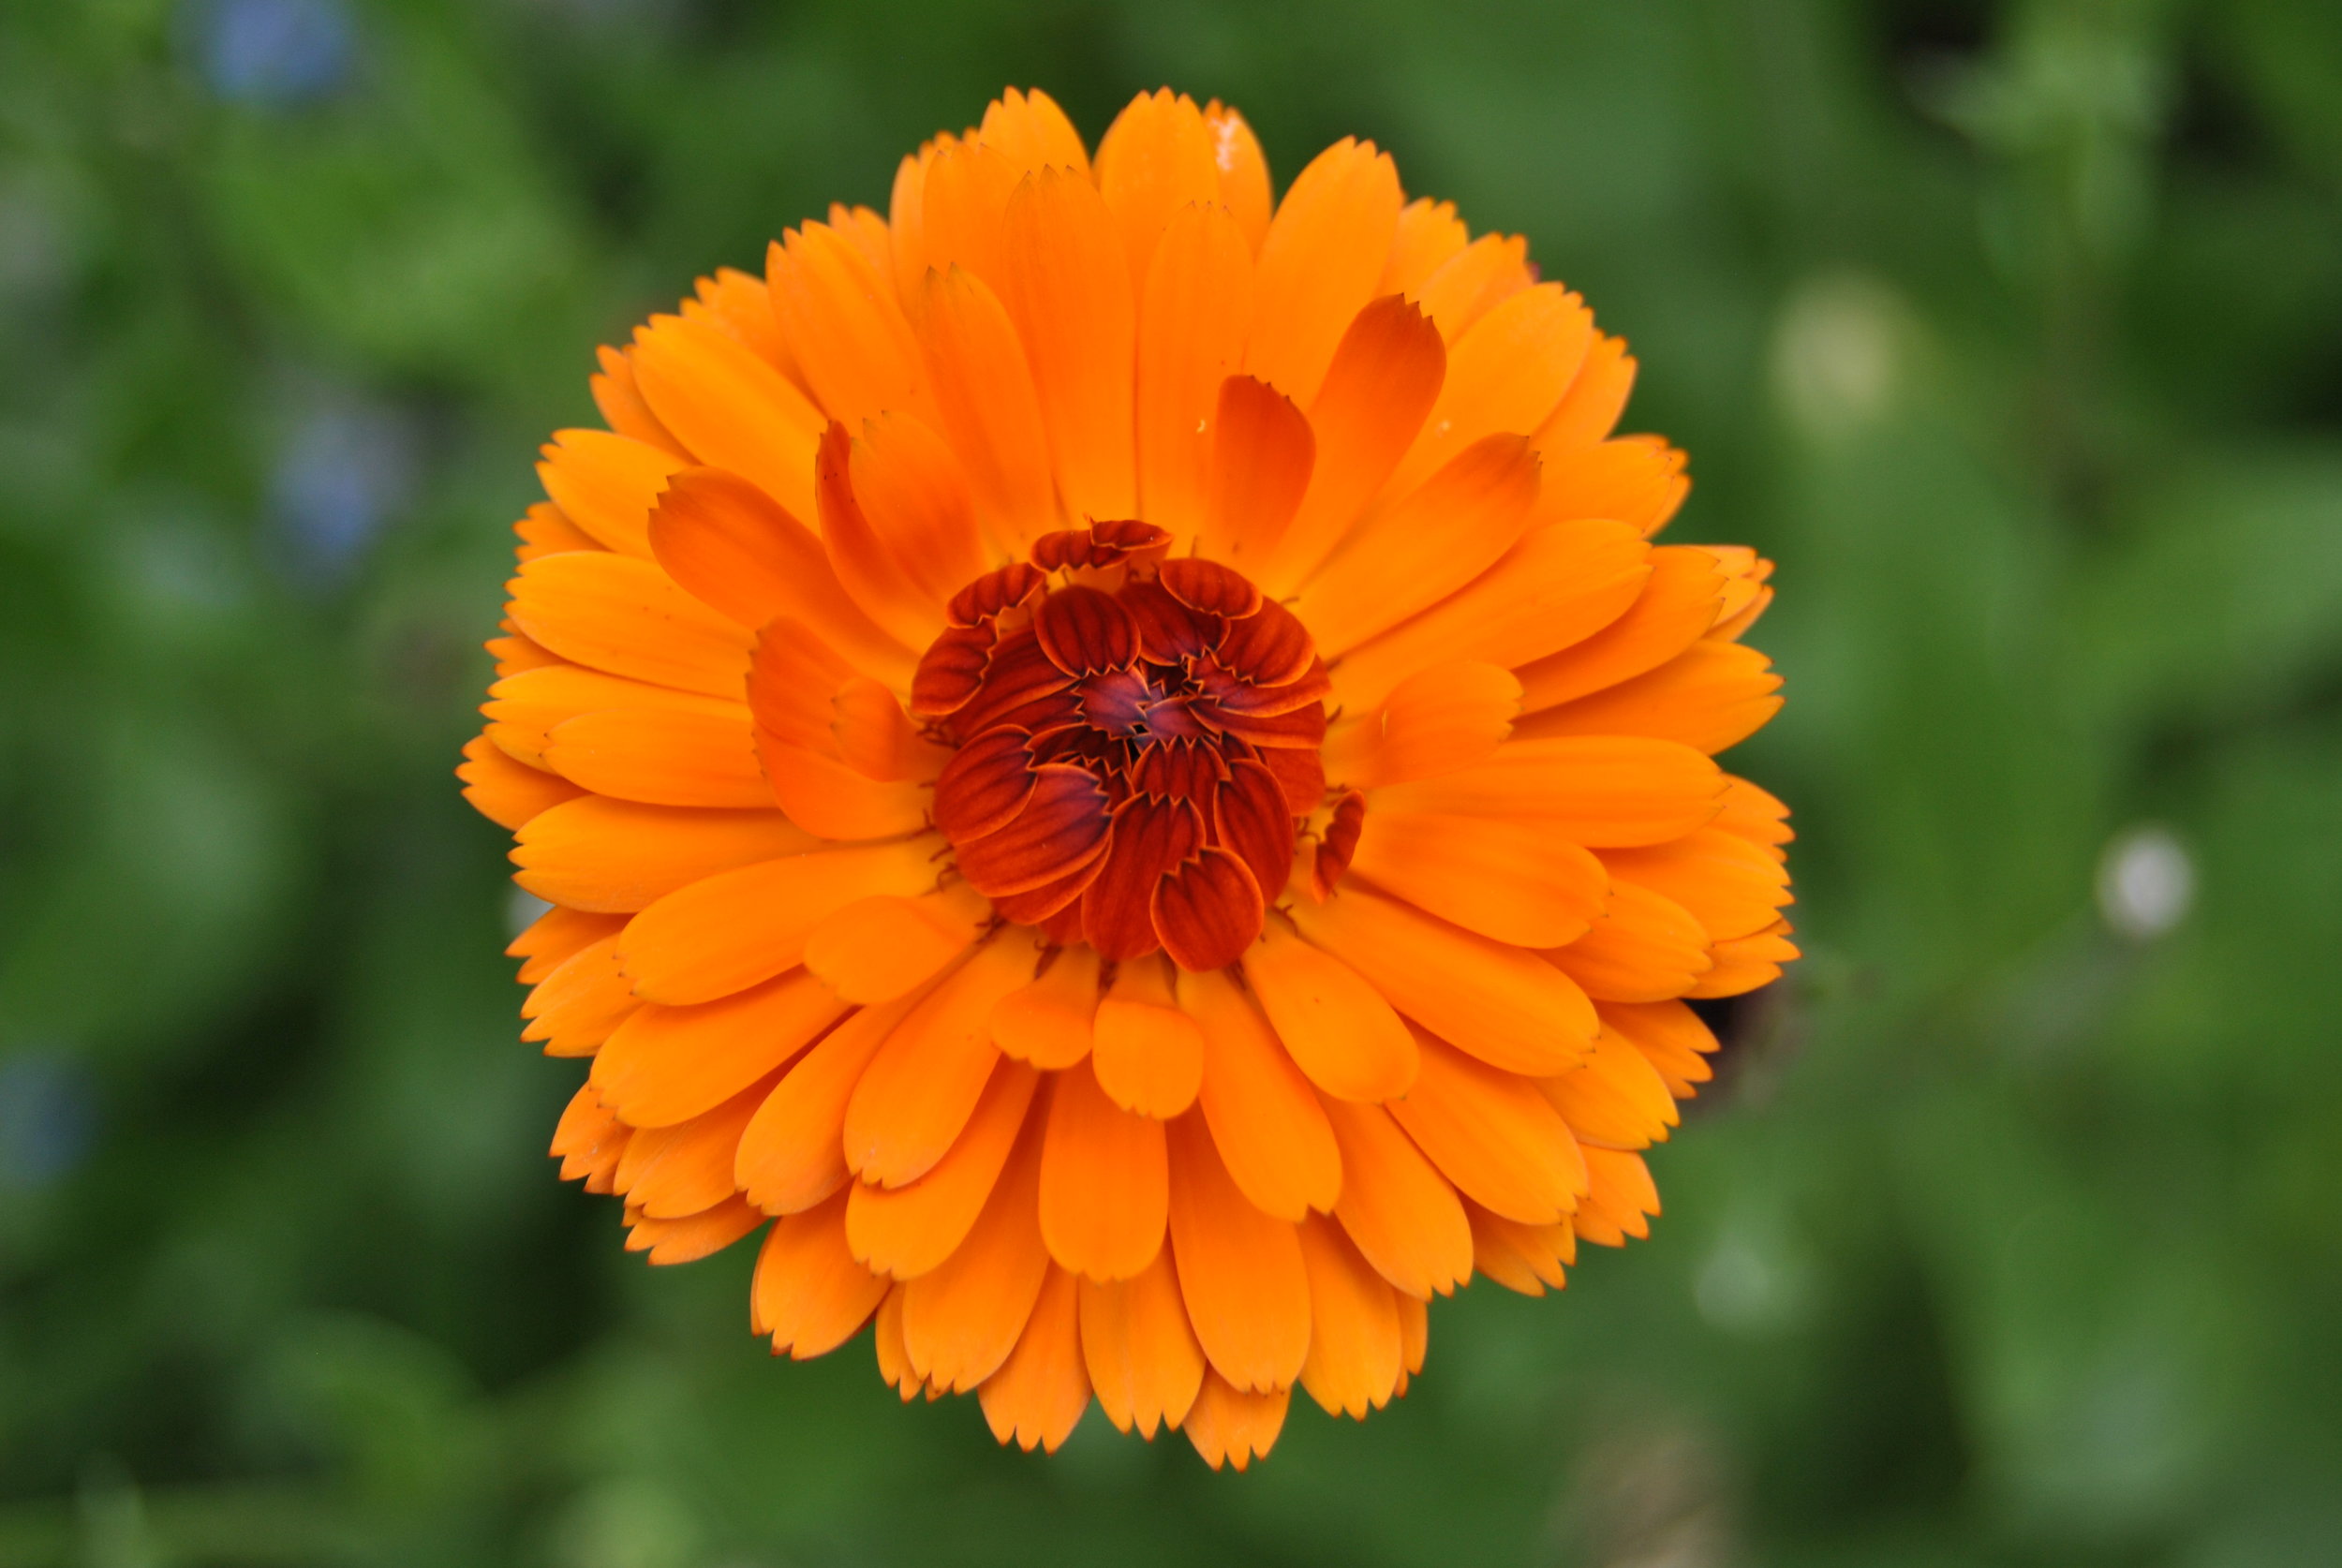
[6,0,2342,1562]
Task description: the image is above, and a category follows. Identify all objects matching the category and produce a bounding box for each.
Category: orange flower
[459,86,1795,1468]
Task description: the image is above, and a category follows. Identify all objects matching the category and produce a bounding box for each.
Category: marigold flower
[459,86,1795,1468]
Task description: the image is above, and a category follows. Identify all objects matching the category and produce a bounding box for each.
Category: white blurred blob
[1694,1218,1811,1338]
[2097,824,2194,941]
[507,887,553,938]
[1770,272,1905,437]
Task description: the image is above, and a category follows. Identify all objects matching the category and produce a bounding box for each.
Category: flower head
[459,86,1795,1468]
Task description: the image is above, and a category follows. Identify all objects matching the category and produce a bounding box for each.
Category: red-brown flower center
[911,522,1332,971]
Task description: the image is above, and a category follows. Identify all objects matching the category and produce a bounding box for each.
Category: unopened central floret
[912,522,1331,970]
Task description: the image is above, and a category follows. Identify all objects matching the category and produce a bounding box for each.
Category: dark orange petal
[736,982,940,1215]
[899,1104,1051,1391]
[1165,1112,1311,1392]
[1242,919,1419,1102]
[752,1187,891,1357]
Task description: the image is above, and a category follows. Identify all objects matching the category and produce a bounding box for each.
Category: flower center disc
[911,521,1333,971]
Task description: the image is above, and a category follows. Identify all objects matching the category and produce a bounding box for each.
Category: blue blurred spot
[193,0,356,107]
[269,402,416,588]
[0,1054,96,1191]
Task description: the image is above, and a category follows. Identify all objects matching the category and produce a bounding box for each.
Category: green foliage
[3,0,2340,1562]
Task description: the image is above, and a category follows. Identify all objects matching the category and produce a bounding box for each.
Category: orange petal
[1598,998,1719,1100]
[1386,284,1593,499]
[1388,1032,1586,1225]
[590,346,689,460]
[899,1104,1050,1391]
[593,969,850,1129]
[630,311,825,525]
[520,932,635,1058]
[1096,90,1223,289]
[767,220,929,432]
[755,739,932,842]
[989,943,1101,1070]
[510,904,626,984]
[1319,660,1519,789]
[1201,101,1271,250]
[1467,1199,1574,1295]
[844,932,1043,1188]
[513,501,600,561]
[615,838,943,1005]
[551,1082,629,1191]
[1246,139,1402,405]
[980,1264,1091,1453]
[1537,1024,1680,1151]
[542,707,766,809]
[1714,776,1793,849]
[483,662,748,772]
[1380,197,1468,293]
[1540,436,1689,538]
[624,1194,763,1265]
[1685,921,1798,998]
[1514,545,1727,712]
[1289,433,1542,658]
[507,550,754,701]
[1602,826,1792,943]
[1330,517,1650,713]
[1180,967,1341,1220]
[1517,640,1784,756]
[1534,331,1637,456]
[1545,881,1713,1003]
[1078,1246,1206,1437]
[1573,1146,1659,1246]
[1181,1368,1289,1471]
[1091,954,1205,1118]
[848,1058,1039,1278]
[1371,735,1724,848]
[1000,167,1136,524]
[1164,1112,1311,1392]
[979,87,1091,180]
[1261,294,1445,595]
[804,885,987,1004]
[1134,201,1253,543]
[872,1281,921,1398]
[1242,918,1418,1102]
[1296,1213,1403,1418]
[613,1075,769,1219]
[1040,1056,1169,1281]
[1197,375,1313,569]
[512,799,817,914]
[830,675,951,783]
[848,412,989,610]
[685,265,800,378]
[735,981,942,1215]
[751,1187,891,1358]
[458,732,584,830]
[912,265,1057,554]
[1346,806,1608,948]
[814,422,948,649]
[649,468,915,688]
[1284,884,1595,1076]
[537,429,686,557]
[1407,231,1532,342]
[1319,1096,1474,1297]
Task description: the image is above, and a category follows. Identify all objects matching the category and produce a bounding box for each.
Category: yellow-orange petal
[1386,283,1592,498]
[1079,1247,1206,1437]
[899,1107,1050,1391]
[1197,375,1313,569]
[1319,660,1519,790]
[1380,197,1467,294]
[844,932,1042,1189]
[912,265,1058,554]
[1164,1112,1311,1393]
[1518,640,1784,756]
[1537,1025,1680,1151]
[1242,919,1419,1102]
[616,838,941,1005]
[1371,735,1725,847]
[1347,807,1608,949]
[1134,201,1254,544]
[1000,167,1137,524]
[1603,826,1792,943]
[593,969,849,1129]
[1285,885,1595,1075]
[458,732,584,830]
[630,311,825,525]
[848,1058,1039,1278]
[1319,1096,1474,1298]
[1573,1146,1660,1246]
[1685,921,1798,998]
[1597,998,1719,1100]
[1545,880,1713,1003]
[537,429,687,558]
[1388,1032,1586,1224]
[649,468,915,688]
[511,799,817,914]
[1201,101,1271,251]
[756,740,932,842]
[804,885,987,1005]
[506,550,753,702]
[978,87,1091,181]
[848,412,989,610]
[1296,1213,1403,1418]
[521,932,635,1058]
[989,943,1101,1070]
[542,707,766,809]
[735,981,941,1215]
[1181,1369,1289,1471]
[591,345,689,460]
[514,501,601,561]
[1039,1056,1169,1281]
[551,1082,629,1191]
[625,1194,764,1265]
[483,663,749,772]
[1247,138,1402,405]
[751,1187,891,1358]
[1408,231,1533,343]
[1180,967,1341,1220]
[1513,546,1727,712]
[614,1076,769,1219]
[979,1264,1091,1453]
[1466,1199,1574,1295]
[1091,954,1205,1118]
[510,904,626,984]
[767,220,929,433]
[1541,436,1689,538]
[1096,90,1223,290]
[1534,332,1637,456]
